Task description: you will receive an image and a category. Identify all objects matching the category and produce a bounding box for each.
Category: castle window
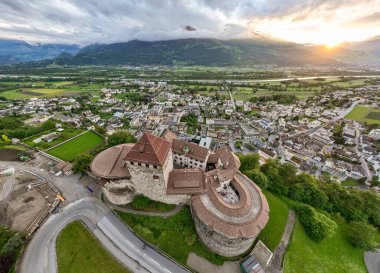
[145,164,149,168]
[130,162,134,165]
[153,175,159,180]
[153,165,157,169]
[138,163,141,166]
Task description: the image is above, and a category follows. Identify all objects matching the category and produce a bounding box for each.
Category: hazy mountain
[309,45,380,67]
[0,39,81,65]
[2,37,379,68]
[56,38,341,67]
[345,36,380,57]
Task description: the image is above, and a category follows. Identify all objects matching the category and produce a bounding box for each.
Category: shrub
[295,204,337,242]
[346,221,379,251]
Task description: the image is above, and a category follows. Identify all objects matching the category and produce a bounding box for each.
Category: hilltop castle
[90,131,269,257]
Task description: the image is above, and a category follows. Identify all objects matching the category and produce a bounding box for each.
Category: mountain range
[0,39,81,65]
[1,36,380,68]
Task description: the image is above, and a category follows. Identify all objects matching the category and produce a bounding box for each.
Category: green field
[284,218,367,273]
[117,207,226,266]
[258,192,290,251]
[0,80,106,99]
[47,131,103,161]
[346,105,380,124]
[57,221,131,273]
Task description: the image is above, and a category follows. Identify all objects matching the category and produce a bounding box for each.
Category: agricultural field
[57,221,131,273]
[0,79,107,99]
[345,105,380,124]
[47,131,104,161]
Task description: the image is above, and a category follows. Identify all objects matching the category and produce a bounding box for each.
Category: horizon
[0,0,379,47]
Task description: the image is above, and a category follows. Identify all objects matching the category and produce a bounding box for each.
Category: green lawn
[284,218,368,273]
[258,192,290,251]
[47,131,103,161]
[346,105,380,124]
[23,128,85,150]
[117,207,226,266]
[56,221,131,273]
[341,178,361,187]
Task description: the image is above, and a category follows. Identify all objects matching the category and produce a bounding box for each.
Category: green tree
[107,131,137,147]
[73,153,93,173]
[346,221,379,251]
[295,204,337,242]
[239,153,260,173]
[245,169,268,189]
[94,124,106,136]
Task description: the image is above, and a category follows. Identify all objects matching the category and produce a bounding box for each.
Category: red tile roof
[172,139,209,162]
[124,132,171,166]
[167,169,206,195]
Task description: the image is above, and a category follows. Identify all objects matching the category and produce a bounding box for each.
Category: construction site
[0,167,61,236]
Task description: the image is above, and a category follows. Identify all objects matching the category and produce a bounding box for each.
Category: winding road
[20,197,190,273]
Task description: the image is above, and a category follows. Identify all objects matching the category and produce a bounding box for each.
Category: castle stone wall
[191,205,256,257]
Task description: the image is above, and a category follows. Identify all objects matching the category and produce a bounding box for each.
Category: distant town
[1,67,380,273]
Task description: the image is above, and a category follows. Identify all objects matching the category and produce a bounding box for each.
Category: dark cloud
[0,0,377,45]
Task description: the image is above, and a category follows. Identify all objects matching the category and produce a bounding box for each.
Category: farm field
[0,80,107,99]
[47,130,103,161]
[57,221,131,273]
[345,105,380,124]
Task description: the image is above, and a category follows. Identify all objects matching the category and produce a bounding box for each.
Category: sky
[0,0,379,46]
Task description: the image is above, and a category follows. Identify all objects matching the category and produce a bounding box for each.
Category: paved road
[20,198,189,273]
[365,249,380,273]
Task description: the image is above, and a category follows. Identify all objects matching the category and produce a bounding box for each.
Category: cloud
[0,0,378,45]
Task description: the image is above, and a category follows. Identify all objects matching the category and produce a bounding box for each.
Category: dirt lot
[1,171,59,233]
[0,148,22,161]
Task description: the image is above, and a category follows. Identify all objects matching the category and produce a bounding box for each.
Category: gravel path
[268,210,296,273]
[365,249,380,273]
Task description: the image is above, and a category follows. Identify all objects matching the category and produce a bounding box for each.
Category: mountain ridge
[0,39,81,65]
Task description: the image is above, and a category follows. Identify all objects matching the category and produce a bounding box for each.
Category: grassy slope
[56,221,131,273]
[284,218,367,273]
[117,207,226,266]
[258,192,289,251]
[47,131,103,161]
[129,195,176,212]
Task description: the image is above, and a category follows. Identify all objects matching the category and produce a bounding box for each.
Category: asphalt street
[19,197,189,273]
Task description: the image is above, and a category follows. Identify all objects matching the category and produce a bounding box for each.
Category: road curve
[20,197,189,273]
[365,250,380,273]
